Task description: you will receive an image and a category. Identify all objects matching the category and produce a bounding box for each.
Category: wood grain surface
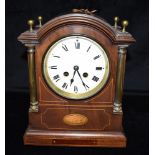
[18,13,135,147]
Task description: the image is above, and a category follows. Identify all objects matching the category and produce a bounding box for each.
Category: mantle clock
[18,10,135,147]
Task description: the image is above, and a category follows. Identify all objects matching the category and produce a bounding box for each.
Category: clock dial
[43,36,109,99]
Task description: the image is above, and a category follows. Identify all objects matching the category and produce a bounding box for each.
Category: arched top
[18,13,135,45]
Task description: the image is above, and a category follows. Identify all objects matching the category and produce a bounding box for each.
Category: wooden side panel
[29,106,123,132]
[41,108,111,130]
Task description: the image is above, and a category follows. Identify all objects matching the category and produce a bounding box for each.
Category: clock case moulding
[18,13,135,147]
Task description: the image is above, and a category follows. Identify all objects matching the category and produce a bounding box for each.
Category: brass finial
[114,16,119,29]
[122,20,129,32]
[38,16,43,27]
[27,20,34,32]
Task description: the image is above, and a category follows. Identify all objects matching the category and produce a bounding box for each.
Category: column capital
[118,45,128,49]
[118,46,127,54]
[26,45,35,53]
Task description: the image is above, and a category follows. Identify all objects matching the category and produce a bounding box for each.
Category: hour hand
[70,70,76,86]
[70,78,74,86]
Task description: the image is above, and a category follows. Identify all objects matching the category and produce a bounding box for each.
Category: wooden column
[27,45,38,112]
[113,45,127,113]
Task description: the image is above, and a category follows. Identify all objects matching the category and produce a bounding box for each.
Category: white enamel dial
[43,36,109,99]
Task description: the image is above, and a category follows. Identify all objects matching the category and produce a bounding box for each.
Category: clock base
[24,128,126,147]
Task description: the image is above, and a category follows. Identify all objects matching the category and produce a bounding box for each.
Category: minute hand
[76,70,89,90]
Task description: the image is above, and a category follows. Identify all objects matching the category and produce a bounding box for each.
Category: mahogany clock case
[18,11,137,147]
[6,0,148,154]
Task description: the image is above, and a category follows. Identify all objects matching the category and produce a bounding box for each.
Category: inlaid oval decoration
[63,114,88,126]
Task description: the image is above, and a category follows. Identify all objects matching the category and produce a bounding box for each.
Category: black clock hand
[70,70,76,86]
[76,70,89,90]
[70,65,79,86]
[83,82,89,90]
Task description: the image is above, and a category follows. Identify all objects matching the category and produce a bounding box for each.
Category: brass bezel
[43,35,110,100]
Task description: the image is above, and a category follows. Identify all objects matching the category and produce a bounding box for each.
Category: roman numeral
[93,55,101,60]
[75,40,80,49]
[74,86,78,93]
[87,45,91,52]
[62,82,68,89]
[53,75,60,82]
[50,66,57,69]
[62,44,68,51]
[96,67,103,70]
[92,76,99,82]
[53,55,60,58]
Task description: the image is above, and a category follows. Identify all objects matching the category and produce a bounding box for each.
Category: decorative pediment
[18,13,135,45]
